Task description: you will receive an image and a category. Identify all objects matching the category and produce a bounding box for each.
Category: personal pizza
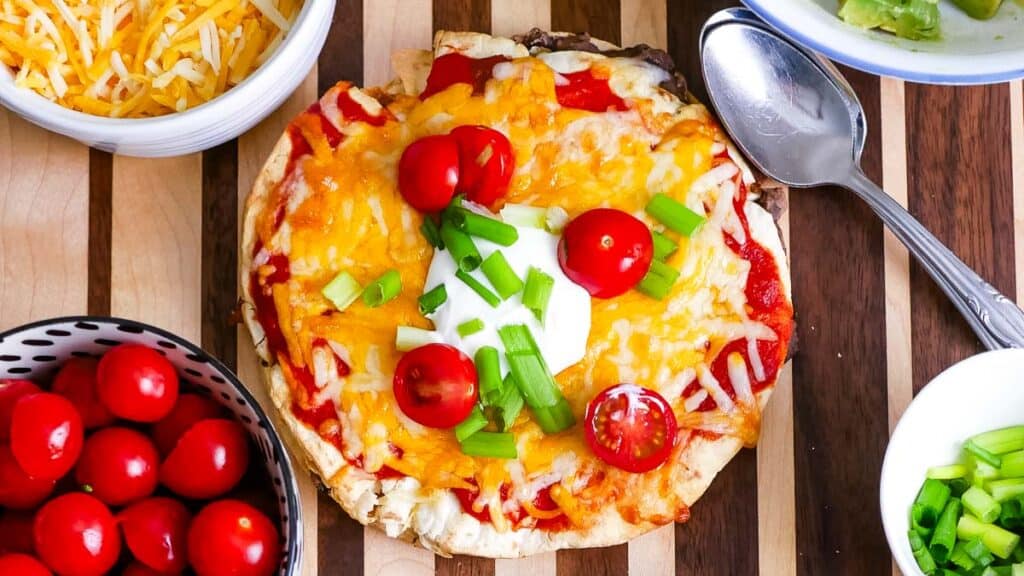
[241,29,795,557]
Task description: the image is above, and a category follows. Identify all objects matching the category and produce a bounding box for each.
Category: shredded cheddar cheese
[0,0,302,117]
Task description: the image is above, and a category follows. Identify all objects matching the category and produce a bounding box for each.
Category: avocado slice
[952,0,1004,19]
[839,0,942,40]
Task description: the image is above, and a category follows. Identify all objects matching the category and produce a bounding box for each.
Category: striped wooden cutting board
[2,1,1023,574]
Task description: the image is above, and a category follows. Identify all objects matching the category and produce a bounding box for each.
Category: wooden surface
[1,1,1023,574]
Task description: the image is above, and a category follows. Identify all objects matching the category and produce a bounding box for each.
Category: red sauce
[311,337,352,378]
[306,102,344,148]
[421,52,510,100]
[287,124,313,168]
[337,90,388,126]
[249,255,290,362]
[555,69,628,112]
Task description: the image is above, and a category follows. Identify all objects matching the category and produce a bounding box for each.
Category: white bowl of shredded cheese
[0,0,333,157]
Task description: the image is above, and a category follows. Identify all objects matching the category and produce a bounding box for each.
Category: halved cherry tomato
[75,427,159,506]
[96,344,179,423]
[0,379,40,440]
[558,208,654,298]
[34,493,121,576]
[450,125,514,206]
[393,343,477,428]
[10,393,84,480]
[150,393,225,455]
[0,510,37,554]
[187,499,280,576]
[119,497,190,574]
[398,134,460,212]
[584,384,678,473]
[52,358,115,429]
[0,553,51,576]
[160,419,250,499]
[0,444,54,509]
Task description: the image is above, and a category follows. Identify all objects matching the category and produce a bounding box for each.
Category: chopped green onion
[545,206,569,233]
[420,217,444,249]
[1000,499,1024,530]
[418,284,447,315]
[949,541,976,571]
[973,427,1024,455]
[440,221,482,272]
[457,318,485,338]
[948,477,971,497]
[475,346,503,403]
[480,251,524,300]
[497,324,575,434]
[960,514,993,540]
[968,440,1004,468]
[448,208,519,246]
[912,504,935,539]
[1002,450,1024,478]
[645,193,705,236]
[637,259,681,300]
[498,323,536,354]
[456,269,501,308]
[454,407,488,442]
[1013,563,1024,576]
[928,464,968,480]
[493,374,525,432]
[914,479,952,530]
[910,529,938,575]
[652,230,678,261]
[322,271,362,311]
[958,514,1022,559]
[499,204,546,228]
[929,497,961,563]
[362,269,401,307]
[395,326,439,351]
[459,431,518,459]
[522,267,554,323]
[963,486,1002,523]
[973,459,1002,487]
[530,397,575,435]
[989,479,1024,502]
[964,538,995,567]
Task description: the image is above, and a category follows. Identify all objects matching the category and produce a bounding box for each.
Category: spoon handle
[843,168,1024,350]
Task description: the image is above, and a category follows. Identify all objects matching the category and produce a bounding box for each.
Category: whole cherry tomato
[0,444,54,509]
[187,500,280,576]
[449,125,514,206]
[584,384,678,473]
[0,379,40,440]
[34,493,121,576]
[96,344,179,423]
[0,510,37,554]
[393,343,477,428]
[75,427,159,506]
[150,393,224,455]
[51,358,115,429]
[10,393,84,480]
[398,134,461,212]
[557,208,654,298]
[118,497,190,574]
[0,553,52,576]
[160,419,250,499]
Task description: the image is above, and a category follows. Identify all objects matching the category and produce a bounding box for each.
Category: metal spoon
[698,7,1024,350]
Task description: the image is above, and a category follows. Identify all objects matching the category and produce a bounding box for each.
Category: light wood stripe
[491,0,550,35]
[0,113,89,328]
[1012,80,1024,308]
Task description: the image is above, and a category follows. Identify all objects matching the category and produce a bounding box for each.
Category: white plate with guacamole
[743,0,1024,84]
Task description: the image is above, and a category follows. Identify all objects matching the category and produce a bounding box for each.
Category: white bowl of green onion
[881,349,1024,575]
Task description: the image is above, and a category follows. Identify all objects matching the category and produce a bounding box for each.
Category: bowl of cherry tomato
[0,316,301,576]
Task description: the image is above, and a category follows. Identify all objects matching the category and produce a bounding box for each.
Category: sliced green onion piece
[958,514,1023,559]
[928,497,960,563]
[418,284,447,315]
[497,324,576,434]
[322,271,362,311]
[645,193,705,236]
[989,478,1024,502]
[948,477,971,497]
[459,431,518,459]
[493,374,525,432]
[480,251,523,300]
[927,464,968,480]
[913,478,951,530]
[963,538,995,567]
[456,269,501,308]
[637,259,681,300]
[1000,499,1024,530]
[960,514,992,540]
[475,346,503,404]
[1013,563,1024,576]
[454,407,488,443]
[448,208,519,246]
[523,267,554,323]
[909,529,938,575]
[911,504,935,539]
[362,269,401,307]
[1002,450,1024,478]
[395,326,439,351]
[963,486,1002,523]
[967,439,1004,468]
[530,397,575,435]
[652,230,678,261]
[420,217,444,249]
[457,318,485,338]
[948,541,976,571]
[972,427,1024,455]
[440,221,483,272]
[545,206,569,233]
[499,204,546,228]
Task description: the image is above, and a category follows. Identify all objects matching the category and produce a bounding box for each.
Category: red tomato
[393,343,478,428]
[0,553,52,576]
[398,134,460,212]
[0,510,37,554]
[10,393,84,480]
[449,125,514,206]
[150,393,224,455]
[96,344,179,423]
[187,500,280,576]
[160,419,250,499]
[51,358,115,429]
[34,493,121,576]
[584,384,678,473]
[118,497,190,574]
[0,379,40,440]
[0,444,54,509]
[557,208,654,298]
[75,427,159,506]
[122,562,167,576]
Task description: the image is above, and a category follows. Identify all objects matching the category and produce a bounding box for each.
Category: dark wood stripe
[906,84,1016,393]
[87,148,112,316]
[200,141,239,370]
[317,1,366,572]
[791,69,890,575]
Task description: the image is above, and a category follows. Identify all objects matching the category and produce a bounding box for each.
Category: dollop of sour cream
[423,226,591,376]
